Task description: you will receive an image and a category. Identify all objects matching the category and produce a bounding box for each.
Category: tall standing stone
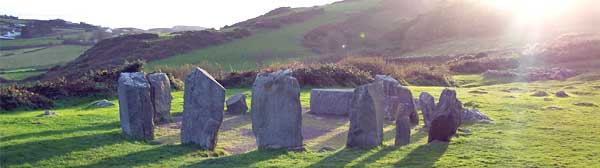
[428,89,462,143]
[181,68,225,150]
[148,73,172,124]
[347,81,385,148]
[419,92,435,127]
[375,75,418,125]
[251,69,303,150]
[118,72,154,140]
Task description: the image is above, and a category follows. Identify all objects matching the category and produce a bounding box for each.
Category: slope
[146,0,382,71]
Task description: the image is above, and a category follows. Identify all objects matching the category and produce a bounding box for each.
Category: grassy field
[1,75,599,167]
[0,45,89,70]
[146,0,382,71]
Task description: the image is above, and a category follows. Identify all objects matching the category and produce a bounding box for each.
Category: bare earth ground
[155,108,362,154]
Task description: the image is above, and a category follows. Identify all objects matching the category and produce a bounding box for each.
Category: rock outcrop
[181,68,225,150]
[251,69,303,150]
[310,89,354,115]
[347,81,385,148]
[461,109,492,124]
[118,72,154,140]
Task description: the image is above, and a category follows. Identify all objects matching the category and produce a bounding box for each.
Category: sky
[2,0,342,29]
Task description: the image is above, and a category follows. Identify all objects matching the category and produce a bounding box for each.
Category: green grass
[146,0,382,71]
[0,45,89,70]
[0,37,62,48]
[2,76,600,167]
[0,70,45,80]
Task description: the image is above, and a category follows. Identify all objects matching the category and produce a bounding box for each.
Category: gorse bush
[449,57,520,74]
[0,86,54,111]
[0,60,145,111]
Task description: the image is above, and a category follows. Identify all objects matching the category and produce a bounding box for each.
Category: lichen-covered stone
[181,68,225,150]
[310,89,354,115]
[118,72,154,140]
[347,81,385,148]
[251,69,303,150]
[148,73,172,123]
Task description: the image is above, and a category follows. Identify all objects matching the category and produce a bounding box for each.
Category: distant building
[0,30,21,40]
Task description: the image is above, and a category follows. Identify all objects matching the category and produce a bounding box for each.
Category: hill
[0,16,105,80]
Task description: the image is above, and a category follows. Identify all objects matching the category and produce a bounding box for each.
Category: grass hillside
[147,0,382,71]
[1,75,599,167]
[0,17,99,80]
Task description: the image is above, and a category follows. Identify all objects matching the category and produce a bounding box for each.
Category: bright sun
[487,0,576,20]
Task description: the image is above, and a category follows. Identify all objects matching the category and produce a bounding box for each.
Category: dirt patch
[574,102,598,107]
[469,90,488,94]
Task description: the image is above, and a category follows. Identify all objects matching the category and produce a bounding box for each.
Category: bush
[0,87,54,111]
[449,57,519,74]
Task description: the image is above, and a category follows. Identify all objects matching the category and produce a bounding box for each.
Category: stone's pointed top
[187,67,224,90]
[375,75,398,83]
[119,72,149,88]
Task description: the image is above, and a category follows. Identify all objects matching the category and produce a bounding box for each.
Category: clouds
[2,0,340,29]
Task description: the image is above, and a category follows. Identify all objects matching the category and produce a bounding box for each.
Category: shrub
[0,86,54,111]
[449,57,519,74]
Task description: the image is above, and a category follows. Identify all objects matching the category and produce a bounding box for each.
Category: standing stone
[375,75,418,125]
[310,89,354,115]
[181,68,225,150]
[148,73,172,124]
[434,89,463,122]
[226,93,248,115]
[419,92,435,127]
[251,69,303,150]
[118,72,154,140]
[428,89,462,143]
[347,81,385,148]
[428,112,459,143]
[395,115,411,146]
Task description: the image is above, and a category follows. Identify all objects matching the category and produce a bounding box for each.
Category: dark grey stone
[148,73,172,124]
[419,92,435,127]
[428,111,459,143]
[226,93,248,115]
[310,89,354,115]
[181,68,225,150]
[251,69,303,150]
[555,91,569,97]
[347,81,385,148]
[428,89,462,143]
[118,72,154,140]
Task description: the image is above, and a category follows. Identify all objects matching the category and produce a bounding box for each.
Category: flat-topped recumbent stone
[310,89,354,115]
[118,72,155,140]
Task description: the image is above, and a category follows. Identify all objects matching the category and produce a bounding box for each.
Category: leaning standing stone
[226,93,248,115]
[148,73,172,124]
[347,81,385,148]
[419,92,435,127]
[181,68,225,150]
[118,72,154,140]
[251,69,303,150]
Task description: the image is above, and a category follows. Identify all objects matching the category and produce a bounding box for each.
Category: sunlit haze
[485,0,578,20]
[2,0,342,29]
